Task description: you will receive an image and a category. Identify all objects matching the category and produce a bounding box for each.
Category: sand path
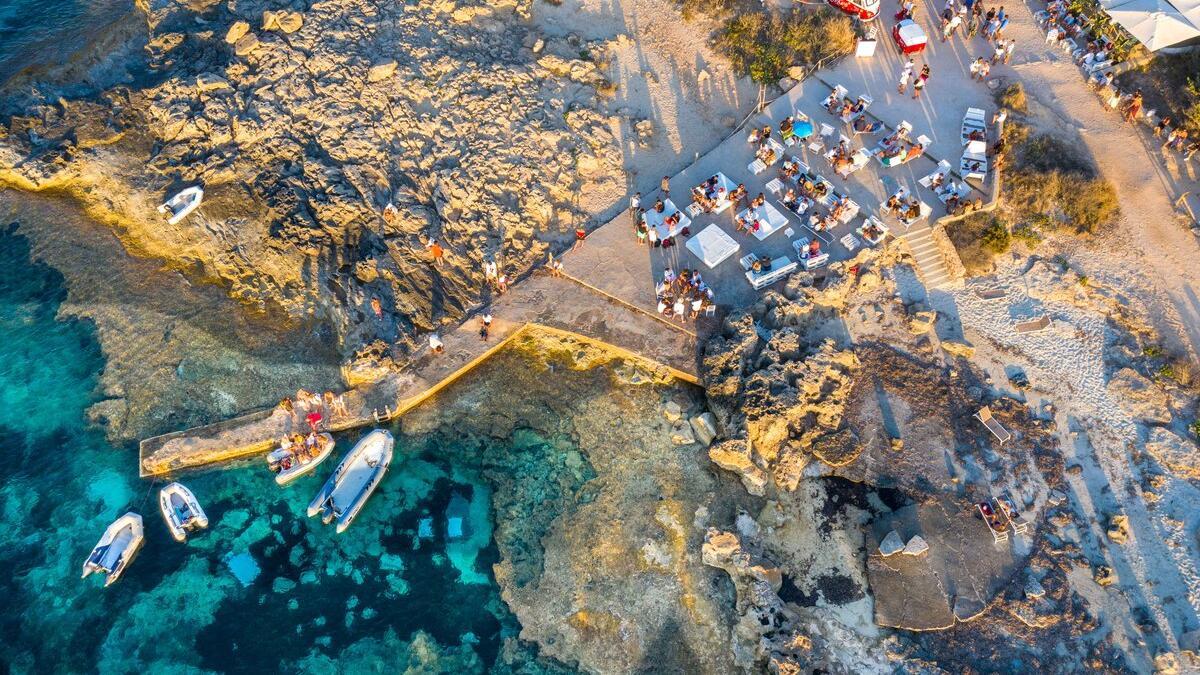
[998,2,1200,358]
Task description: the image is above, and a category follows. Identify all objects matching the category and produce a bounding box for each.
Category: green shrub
[1012,224,1042,248]
[1190,420,1200,439]
[946,214,1006,274]
[981,220,1011,254]
[715,9,854,84]
[996,83,1028,114]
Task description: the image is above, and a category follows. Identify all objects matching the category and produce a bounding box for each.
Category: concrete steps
[901,224,952,289]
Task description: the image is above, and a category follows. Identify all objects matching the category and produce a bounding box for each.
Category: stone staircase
[900,223,953,290]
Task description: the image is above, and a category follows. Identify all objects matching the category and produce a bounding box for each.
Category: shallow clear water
[0,225,525,671]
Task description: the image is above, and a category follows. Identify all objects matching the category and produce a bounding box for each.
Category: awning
[1103,0,1200,50]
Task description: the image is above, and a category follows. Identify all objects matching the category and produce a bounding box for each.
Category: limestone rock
[1154,652,1181,674]
[902,535,929,556]
[940,341,975,358]
[878,530,904,556]
[225,21,250,44]
[1107,514,1130,544]
[1094,565,1118,586]
[196,73,232,93]
[263,10,304,34]
[367,59,398,83]
[1107,368,1171,424]
[1024,577,1045,599]
[671,424,696,446]
[689,412,717,447]
[709,439,768,497]
[907,310,937,334]
[952,595,986,621]
[1144,428,1200,480]
[663,400,683,422]
[234,33,260,57]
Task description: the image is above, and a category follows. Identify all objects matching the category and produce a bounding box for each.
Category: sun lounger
[996,493,1031,535]
[840,233,860,252]
[961,139,987,181]
[977,501,1010,543]
[1014,316,1051,332]
[975,405,1012,444]
[748,159,767,175]
[822,85,849,112]
[974,288,1006,300]
[765,178,784,196]
[763,138,786,163]
[919,159,952,188]
[792,238,830,270]
[742,254,798,290]
[686,202,704,217]
[856,215,889,245]
[935,180,971,203]
[804,215,834,243]
[961,108,987,145]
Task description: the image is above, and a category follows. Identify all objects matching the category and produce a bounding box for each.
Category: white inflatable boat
[268,433,336,486]
[307,429,393,533]
[82,512,144,586]
[159,482,209,542]
[157,186,204,225]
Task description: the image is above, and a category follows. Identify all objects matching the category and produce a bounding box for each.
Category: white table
[686,224,741,269]
[738,202,791,241]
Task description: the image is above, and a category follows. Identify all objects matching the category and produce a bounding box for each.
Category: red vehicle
[892,19,928,54]
[827,0,879,20]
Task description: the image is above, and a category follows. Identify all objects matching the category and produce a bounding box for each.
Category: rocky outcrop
[1108,368,1172,425]
[0,0,629,368]
[702,528,813,672]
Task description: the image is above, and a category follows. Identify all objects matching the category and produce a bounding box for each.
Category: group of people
[279,389,350,433]
[690,174,735,213]
[655,267,715,321]
[896,59,931,99]
[273,431,325,472]
[733,192,769,235]
[632,199,687,248]
[883,192,926,224]
[482,259,510,294]
[1157,121,1198,160]
[824,95,867,124]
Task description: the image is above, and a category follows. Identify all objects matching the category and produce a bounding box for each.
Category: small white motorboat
[82,512,144,586]
[158,482,209,542]
[268,432,336,486]
[157,186,204,225]
[307,429,393,533]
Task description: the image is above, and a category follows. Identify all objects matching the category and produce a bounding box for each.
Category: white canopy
[1165,0,1200,27]
[1102,0,1200,50]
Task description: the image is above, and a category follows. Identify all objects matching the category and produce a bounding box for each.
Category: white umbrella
[1104,0,1200,50]
[1165,0,1200,28]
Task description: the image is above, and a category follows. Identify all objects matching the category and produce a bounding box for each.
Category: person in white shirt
[429,333,444,353]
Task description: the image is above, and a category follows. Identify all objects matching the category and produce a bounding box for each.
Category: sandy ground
[532,0,761,212]
[994,0,1200,360]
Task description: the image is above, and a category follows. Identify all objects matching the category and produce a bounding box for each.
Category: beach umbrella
[1103,0,1200,50]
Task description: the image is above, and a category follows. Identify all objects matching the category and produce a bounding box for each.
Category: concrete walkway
[139,272,698,476]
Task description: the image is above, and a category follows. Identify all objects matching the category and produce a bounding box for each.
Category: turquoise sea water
[0,225,534,672]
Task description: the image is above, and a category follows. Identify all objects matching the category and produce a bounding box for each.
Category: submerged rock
[878,530,905,556]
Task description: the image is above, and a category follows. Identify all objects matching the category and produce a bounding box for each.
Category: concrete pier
[138,272,700,477]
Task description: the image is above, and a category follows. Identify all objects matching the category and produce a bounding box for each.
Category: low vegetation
[709,9,856,84]
[995,82,1027,114]
[946,214,1007,274]
[1118,49,1200,134]
[1003,130,1120,235]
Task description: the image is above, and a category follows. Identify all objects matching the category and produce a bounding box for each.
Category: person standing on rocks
[370,296,383,319]
[573,226,587,251]
[429,332,444,354]
[427,239,444,266]
[660,176,670,198]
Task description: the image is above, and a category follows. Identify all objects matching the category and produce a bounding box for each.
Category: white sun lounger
[1014,316,1052,333]
[961,108,987,145]
[792,238,830,269]
[977,501,1011,543]
[975,405,1011,444]
[856,215,889,245]
[741,254,798,289]
[961,139,988,181]
[840,233,860,252]
[996,493,1031,535]
[919,159,953,189]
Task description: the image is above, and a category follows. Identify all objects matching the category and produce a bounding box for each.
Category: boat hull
[307,429,394,533]
[159,482,208,542]
[82,512,145,586]
[275,433,336,486]
[827,0,879,20]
